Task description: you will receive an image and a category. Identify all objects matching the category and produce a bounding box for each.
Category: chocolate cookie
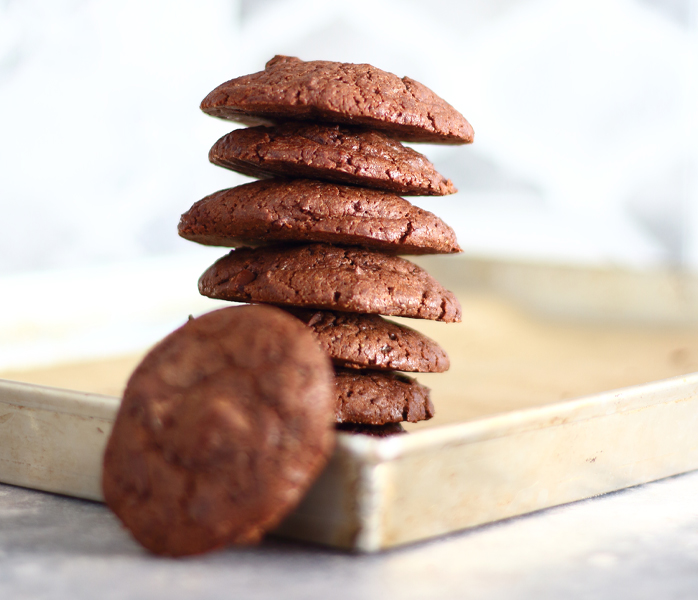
[334,369,434,425]
[209,123,456,196]
[285,308,450,372]
[101,305,335,556]
[336,422,407,437]
[201,55,474,144]
[198,244,462,322]
[178,179,461,255]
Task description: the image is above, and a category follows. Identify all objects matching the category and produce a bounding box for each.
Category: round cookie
[101,305,335,557]
[285,308,450,372]
[198,243,462,323]
[208,123,456,196]
[334,369,434,425]
[178,179,461,255]
[336,422,407,437]
[200,55,474,145]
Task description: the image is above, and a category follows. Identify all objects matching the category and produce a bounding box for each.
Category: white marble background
[1,0,697,368]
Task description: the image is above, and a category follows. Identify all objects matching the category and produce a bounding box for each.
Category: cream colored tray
[3,265,698,552]
[2,372,698,552]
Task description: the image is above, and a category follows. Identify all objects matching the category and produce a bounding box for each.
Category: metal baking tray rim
[4,371,697,461]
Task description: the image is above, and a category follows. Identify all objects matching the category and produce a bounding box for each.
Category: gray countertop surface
[3,471,698,600]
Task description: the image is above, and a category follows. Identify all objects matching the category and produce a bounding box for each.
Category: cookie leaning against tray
[184,55,473,432]
[102,305,336,556]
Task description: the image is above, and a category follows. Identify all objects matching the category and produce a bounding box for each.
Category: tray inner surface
[2,290,698,429]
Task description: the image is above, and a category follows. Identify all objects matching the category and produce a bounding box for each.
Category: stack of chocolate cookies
[179,56,473,435]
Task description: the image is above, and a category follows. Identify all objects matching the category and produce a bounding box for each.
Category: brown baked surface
[198,244,462,322]
[334,369,434,425]
[336,422,407,437]
[208,123,456,196]
[178,179,461,255]
[101,305,335,556]
[200,55,473,144]
[285,308,450,372]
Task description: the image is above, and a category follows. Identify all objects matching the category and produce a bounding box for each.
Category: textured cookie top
[178,179,461,255]
[201,55,474,144]
[101,305,335,557]
[209,123,456,196]
[334,369,434,425]
[285,308,450,372]
[198,244,462,322]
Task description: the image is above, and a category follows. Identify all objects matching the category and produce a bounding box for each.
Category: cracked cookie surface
[198,243,462,322]
[178,179,461,255]
[334,369,434,425]
[101,305,335,556]
[209,123,456,195]
[285,308,450,372]
[201,55,473,144]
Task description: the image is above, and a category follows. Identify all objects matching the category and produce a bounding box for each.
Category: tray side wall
[272,451,379,549]
[0,402,110,501]
[376,392,698,550]
[3,377,698,553]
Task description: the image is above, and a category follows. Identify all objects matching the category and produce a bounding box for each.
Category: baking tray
[2,372,698,552]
